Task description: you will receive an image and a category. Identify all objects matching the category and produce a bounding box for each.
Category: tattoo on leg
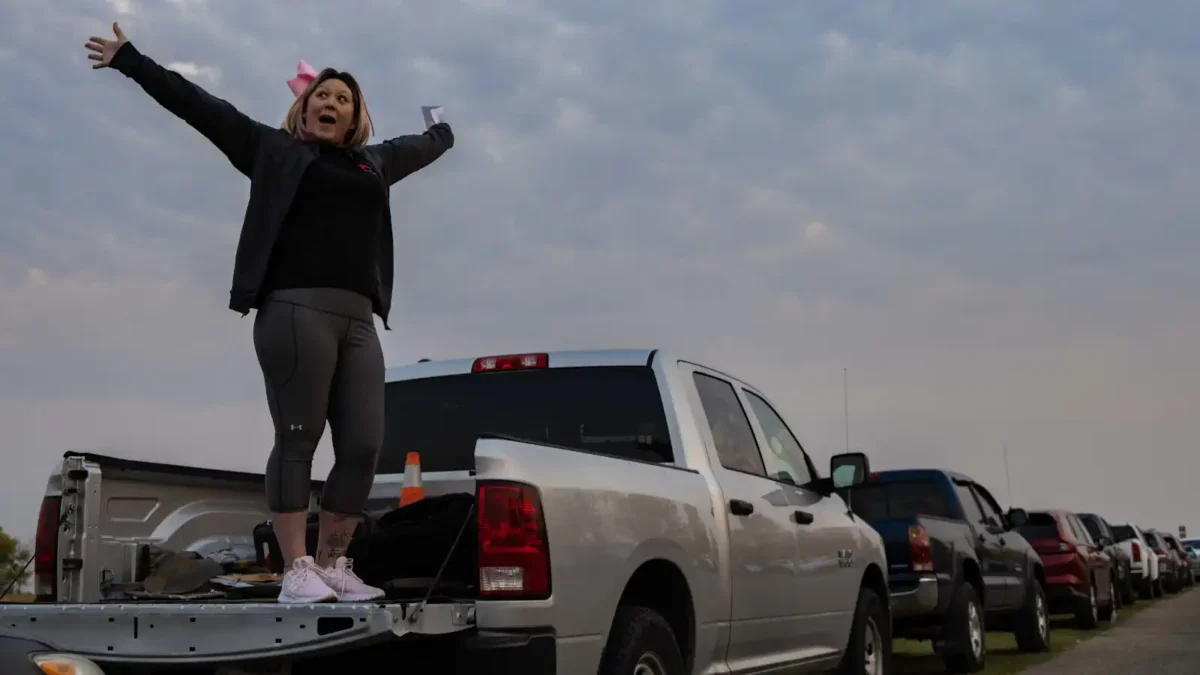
[322,531,352,563]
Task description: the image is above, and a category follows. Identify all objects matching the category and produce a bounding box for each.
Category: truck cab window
[1069,515,1095,546]
[970,484,1005,529]
[692,372,766,477]
[378,366,675,474]
[953,482,985,526]
[1079,515,1105,542]
[741,389,814,486]
[1111,524,1136,542]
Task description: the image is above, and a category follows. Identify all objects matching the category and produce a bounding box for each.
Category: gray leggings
[253,287,384,515]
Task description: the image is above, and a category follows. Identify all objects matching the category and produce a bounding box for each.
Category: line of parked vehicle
[830,462,1200,673]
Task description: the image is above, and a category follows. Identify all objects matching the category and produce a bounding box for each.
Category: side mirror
[1007,508,1028,528]
[830,452,870,489]
[1099,536,1113,547]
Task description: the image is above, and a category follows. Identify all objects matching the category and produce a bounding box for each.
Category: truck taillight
[472,353,549,373]
[478,482,551,599]
[34,495,61,601]
[1132,541,1141,562]
[909,525,934,573]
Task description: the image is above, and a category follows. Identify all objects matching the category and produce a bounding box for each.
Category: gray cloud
[1,0,1197,540]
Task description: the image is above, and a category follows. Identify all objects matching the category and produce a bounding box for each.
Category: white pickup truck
[1,349,890,674]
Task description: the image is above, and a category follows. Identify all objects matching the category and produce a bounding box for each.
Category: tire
[598,606,686,675]
[838,587,891,675]
[941,583,986,673]
[1098,577,1118,623]
[1121,573,1137,606]
[1138,577,1153,600]
[1153,578,1164,598]
[1111,573,1122,611]
[1075,581,1099,630]
[1014,580,1051,653]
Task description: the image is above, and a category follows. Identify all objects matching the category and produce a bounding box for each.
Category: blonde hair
[282,68,375,148]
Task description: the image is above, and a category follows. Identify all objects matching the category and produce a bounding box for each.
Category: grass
[0,592,35,603]
[893,586,1191,674]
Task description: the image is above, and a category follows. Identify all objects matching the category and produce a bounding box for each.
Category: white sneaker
[316,557,386,602]
[278,556,338,604]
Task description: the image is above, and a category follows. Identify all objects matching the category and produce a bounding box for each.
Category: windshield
[1017,513,1061,541]
[1111,525,1137,542]
[378,366,674,474]
[847,480,952,521]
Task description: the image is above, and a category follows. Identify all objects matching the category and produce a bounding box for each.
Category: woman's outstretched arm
[371,122,455,185]
[86,22,267,177]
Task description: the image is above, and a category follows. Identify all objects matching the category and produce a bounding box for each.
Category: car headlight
[30,653,106,675]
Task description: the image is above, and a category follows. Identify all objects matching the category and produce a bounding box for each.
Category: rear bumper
[455,629,557,673]
[292,628,557,674]
[1045,581,1089,613]
[891,576,940,618]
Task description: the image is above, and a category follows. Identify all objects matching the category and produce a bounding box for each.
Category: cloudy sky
[1,0,1197,544]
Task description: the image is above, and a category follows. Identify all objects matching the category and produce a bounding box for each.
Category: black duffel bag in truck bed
[252,492,478,601]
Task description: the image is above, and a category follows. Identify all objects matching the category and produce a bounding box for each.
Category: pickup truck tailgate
[869,517,919,571]
[0,600,473,665]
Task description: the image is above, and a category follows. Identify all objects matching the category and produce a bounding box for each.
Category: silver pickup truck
[1,349,890,674]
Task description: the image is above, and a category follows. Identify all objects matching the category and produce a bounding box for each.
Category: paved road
[1022,588,1200,674]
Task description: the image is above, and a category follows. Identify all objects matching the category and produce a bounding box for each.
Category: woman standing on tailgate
[85,22,454,603]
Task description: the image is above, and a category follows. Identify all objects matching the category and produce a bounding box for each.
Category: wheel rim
[634,651,666,675]
[863,615,884,675]
[1090,586,1098,622]
[1036,593,1048,641]
[968,601,984,659]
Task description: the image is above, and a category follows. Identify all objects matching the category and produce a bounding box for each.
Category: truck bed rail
[0,600,473,665]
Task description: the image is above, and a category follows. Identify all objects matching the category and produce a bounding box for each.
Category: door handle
[729,499,754,516]
[792,510,814,525]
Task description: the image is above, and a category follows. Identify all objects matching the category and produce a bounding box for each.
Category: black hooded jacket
[109,41,455,329]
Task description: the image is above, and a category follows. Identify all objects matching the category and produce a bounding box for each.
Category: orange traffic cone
[399,452,425,507]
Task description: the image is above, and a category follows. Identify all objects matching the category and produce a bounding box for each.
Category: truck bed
[36,452,473,604]
[11,452,482,667]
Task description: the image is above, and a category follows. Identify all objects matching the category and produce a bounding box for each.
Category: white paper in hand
[421,106,445,128]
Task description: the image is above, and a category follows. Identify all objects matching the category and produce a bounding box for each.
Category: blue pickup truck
[841,469,1052,673]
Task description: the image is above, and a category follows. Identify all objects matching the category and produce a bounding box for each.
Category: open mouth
[317,113,337,125]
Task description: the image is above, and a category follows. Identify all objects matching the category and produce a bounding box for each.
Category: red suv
[1017,509,1117,628]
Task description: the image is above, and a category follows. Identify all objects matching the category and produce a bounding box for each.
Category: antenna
[1003,443,1013,504]
[843,367,850,454]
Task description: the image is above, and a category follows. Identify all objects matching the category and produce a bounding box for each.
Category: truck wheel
[598,606,685,675]
[1153,577,1164,598]
[1075,582,1099,630]
[837,587,890,675]
[1137,577,1152,600]
[1098,579,1118,623]
[1014,580,1051,653]
[941,583,986,673]
[1121,573,1137,606]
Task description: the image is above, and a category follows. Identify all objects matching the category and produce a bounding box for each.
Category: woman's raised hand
[85,22,128,70]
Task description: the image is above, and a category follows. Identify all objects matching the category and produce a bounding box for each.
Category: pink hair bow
[287,60,318,97]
